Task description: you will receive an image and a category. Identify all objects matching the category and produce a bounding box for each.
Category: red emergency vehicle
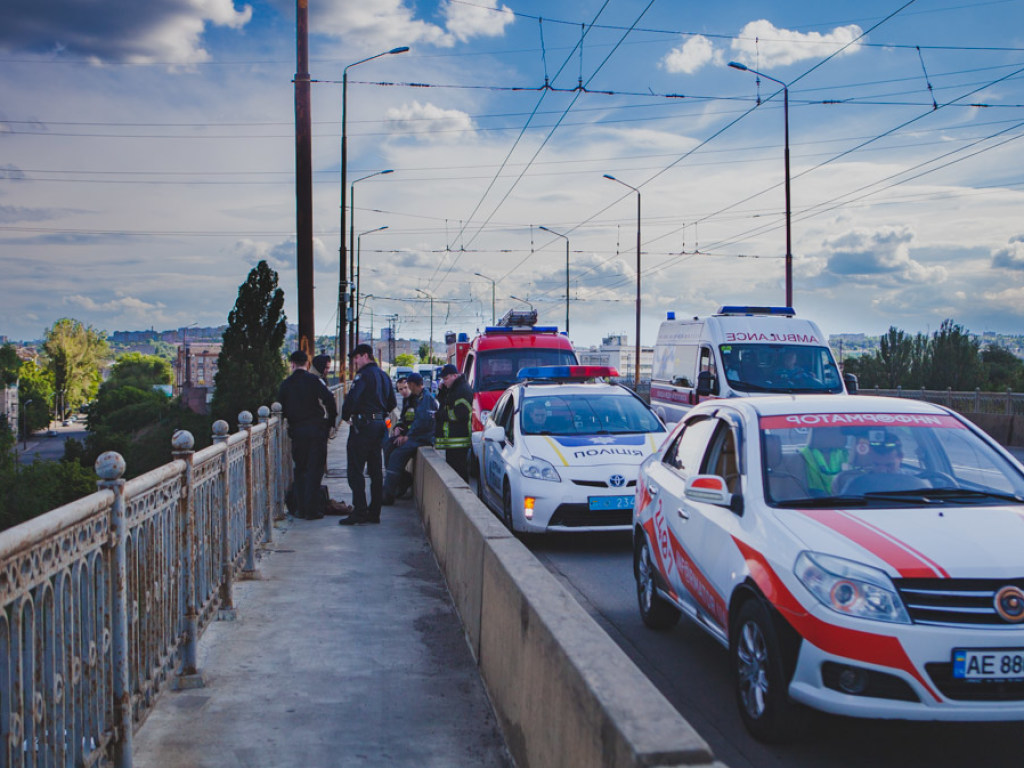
[446,309,578,464]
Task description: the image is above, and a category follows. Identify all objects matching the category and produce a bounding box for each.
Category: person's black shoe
[338,513,376,526]
[381,494,395,506]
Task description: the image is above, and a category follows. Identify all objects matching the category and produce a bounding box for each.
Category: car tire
[732,598,799,743]
[634,535,680,630]
[501,480,516,532]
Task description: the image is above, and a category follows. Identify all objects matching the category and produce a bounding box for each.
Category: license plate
[952,648,1024,680]
[588,495,634,511]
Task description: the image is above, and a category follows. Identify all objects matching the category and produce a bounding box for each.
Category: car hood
[774,505,1024,579]
[526,433,665,469]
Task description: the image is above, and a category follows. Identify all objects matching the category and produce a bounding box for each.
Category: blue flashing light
[717,305,795,317]
[457,332,470,342]
[667,311,676,320]
[516,365,620,381]
[484,325,560,334]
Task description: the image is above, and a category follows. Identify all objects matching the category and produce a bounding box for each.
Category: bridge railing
[870,386,1024,416]
[0,404,291,768]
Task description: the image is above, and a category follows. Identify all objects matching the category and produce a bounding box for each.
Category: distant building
[578,334,653,381]
[173,342,221,414]
[1,385,18,438]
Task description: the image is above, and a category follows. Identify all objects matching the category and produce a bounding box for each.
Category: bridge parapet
[0,406,290,768]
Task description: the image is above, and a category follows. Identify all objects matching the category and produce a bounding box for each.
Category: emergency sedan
[633,395,1024,741]
[478,366,668,534]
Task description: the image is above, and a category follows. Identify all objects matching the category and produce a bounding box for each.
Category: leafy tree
[841,354,883,389]
[106,352,172,391]
[18,361,54,433]
[0,344,19,387]
[211,260,287,422]
[876,327,916,389]
[418,342,431,362]
[43,318,109,416]
[927,318,983,390]
[982,345,1024,391]
[394,353,417,368]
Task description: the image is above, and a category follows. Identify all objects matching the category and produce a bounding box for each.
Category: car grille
[548,503,632,528]
[571,479,637,488]
[924,663,1024,701]
[893,578,1024,627]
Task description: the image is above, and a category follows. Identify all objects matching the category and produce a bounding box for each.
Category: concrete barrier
[415,448,723,768]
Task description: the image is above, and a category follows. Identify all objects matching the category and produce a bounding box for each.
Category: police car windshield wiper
[904,487,1024,504]
[780,495,867,508]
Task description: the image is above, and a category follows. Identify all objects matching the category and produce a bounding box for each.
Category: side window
[703,422,741,494]
[699,346,719,394]
[464,354,475,387]
[491,391,512,427]
[662,417,717,478]
[499,393,516,445]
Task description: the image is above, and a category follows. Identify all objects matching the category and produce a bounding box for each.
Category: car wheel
[501,481,516,532]
[635,535,680,630]
[732,598,798,743]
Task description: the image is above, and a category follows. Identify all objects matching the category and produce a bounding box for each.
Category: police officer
[339,344,396,525]
[435,363,473,481]
[277,350,338,520]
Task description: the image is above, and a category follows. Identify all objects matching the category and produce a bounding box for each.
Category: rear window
[475,348,578,392]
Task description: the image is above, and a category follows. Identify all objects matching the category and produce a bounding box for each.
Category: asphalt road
[527,530,1024,768]
[16,422,87,464]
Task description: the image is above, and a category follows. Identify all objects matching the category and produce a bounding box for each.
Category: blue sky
[2,0,1024,348]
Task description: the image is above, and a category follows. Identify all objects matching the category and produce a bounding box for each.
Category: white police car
[477,366,668,534]
[633,395,1024,741]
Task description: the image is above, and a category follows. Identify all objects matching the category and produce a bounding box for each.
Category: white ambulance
[649,306,854,423]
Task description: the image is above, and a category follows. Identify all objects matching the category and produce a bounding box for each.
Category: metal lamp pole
[473,272,496,325]
[349,169,393,356]
[538,226,570,336]
[415,288,436,362]
[338,46,409,380]
[728,61,792,307]
[355,226,387,347]
[603,174,642,389]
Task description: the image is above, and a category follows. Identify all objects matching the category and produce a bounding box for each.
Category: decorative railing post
[1008,388,1013,416]
[96,451,132,768]
[239,411,258,578]
[172,430,204,689]
[272,402,286,521]
[258,406,273,544]
[212,420,236,619]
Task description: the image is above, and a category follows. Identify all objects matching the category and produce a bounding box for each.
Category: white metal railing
[870,387,1024,416]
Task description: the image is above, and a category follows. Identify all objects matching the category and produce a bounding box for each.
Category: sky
[3,0,1024,349]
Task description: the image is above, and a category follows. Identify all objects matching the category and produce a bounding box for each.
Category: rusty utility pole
[294,0,315,357]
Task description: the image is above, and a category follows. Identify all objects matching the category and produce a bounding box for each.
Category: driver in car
[866,434,904,474]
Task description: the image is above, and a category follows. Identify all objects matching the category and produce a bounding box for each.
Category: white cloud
[64,293,166,317]
[385,100,475,141]
[662,35,717,75]
[992,235,1024,269]
[441,0,514,43]
[313,0,450,49]
[730,19,863,69]
[819,226,947,284]
[232,237,333,272]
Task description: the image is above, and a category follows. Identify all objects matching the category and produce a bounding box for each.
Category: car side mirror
[684,474,742,515]
[843,372,859,395]
[696,370,713,397]
[483,425,506,443]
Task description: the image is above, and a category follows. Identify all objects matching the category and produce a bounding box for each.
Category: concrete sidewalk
[133,425,511,768]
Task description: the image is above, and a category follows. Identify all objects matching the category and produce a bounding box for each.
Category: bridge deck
[132,425,511,767]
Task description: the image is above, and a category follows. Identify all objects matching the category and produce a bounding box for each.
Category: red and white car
[633,394,1024,741]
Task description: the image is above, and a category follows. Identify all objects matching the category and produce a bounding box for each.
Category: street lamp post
[356,226,388,347]
[603,174,642,389]
[21,399,32,449]
[509,295,534,312]
[473,272,496,325]
[338,46,409,381]
[538,226,570,336]
[415,288,436,363]
[349,169,393,357]
[728,61,793,307]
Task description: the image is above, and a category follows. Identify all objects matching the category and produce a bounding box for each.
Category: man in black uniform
[435,363,473,481]
[277,350,338,520]
[339,344,396,525]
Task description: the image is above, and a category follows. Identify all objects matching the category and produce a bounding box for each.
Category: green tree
[982,345,1024,391]
[926,319,983,390]
[876,327,915,389]
[418,342,431,362]
[18,361,55,433]
[394,353,417,368]
[841,354,883,389]
[43,318,109,416]
[0,344,19,386]
[106,352,172,390]
[211,260,287,422]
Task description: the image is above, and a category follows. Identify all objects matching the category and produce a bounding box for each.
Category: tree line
[842,318,1024,391]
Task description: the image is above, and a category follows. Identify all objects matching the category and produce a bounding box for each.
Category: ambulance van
[649,305,855,423]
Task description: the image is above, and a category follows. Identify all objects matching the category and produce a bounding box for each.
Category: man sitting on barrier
[382,372,437,505]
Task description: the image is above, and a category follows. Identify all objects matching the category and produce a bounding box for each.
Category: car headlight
[795,551,910,624]
[519,457,561,482]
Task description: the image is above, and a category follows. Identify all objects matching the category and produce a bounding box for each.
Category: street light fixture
[509,295,534,312]
[349,169,393,356]
[728,61,793,307]
[338,46,409,381]
[538,226,570,336]
[355,225,388,347]
[415,288,436,363]
[603,174,642,389]
[473,272,497,325]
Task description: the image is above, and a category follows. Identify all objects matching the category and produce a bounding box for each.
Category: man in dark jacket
[339,344,397,525]
[435,363,473,481]
[277,350,338,519]
[382,372,436,504]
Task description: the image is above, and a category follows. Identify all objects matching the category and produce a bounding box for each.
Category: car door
[642,414,718,617]
[482,389,516,503]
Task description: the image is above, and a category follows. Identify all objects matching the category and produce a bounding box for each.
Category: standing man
[278,350,337,520]
[382,372,437,504]
[435,363,473,481]
[339,344,396,525]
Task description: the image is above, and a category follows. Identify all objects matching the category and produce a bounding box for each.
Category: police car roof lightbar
[516,365,619,381]
[717,305,795,317]
[485,325,560,334]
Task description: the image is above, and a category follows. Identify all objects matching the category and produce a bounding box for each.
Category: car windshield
[475,347,577,392]
[720,344,843,394]
[520,393,663,436]
[760,412,1024,508]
